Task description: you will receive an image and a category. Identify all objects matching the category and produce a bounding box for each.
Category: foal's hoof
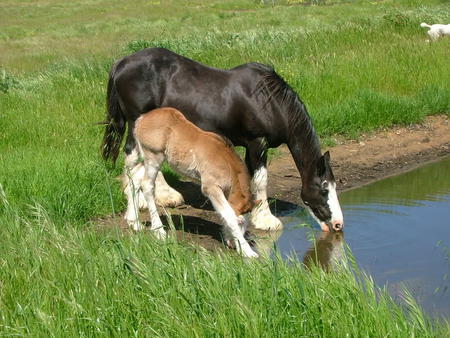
[226,239,259,258]
[153,228,167,240]
[243,248,259,258]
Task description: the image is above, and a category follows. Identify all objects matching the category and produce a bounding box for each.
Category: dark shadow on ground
[160,214,223,242]
[168,178,299,215]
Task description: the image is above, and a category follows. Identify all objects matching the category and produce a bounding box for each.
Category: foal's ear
[317,151,331,177]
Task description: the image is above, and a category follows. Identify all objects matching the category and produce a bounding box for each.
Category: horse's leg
[141,152,167,239]
[122,122,148,208]
[154,171,184,207]
[123,146,145,231]
[246,139,283,230]
[202,184,258,258]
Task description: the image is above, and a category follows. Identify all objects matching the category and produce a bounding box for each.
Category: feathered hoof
[241,247,259,258]
[155,186,184,207]
[225,238,259,258]
[129,220,145,232]
[250,209,283,231]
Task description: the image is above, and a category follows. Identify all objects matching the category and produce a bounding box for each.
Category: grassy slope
[1,0,450,335]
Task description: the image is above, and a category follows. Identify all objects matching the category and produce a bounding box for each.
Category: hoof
[155,187,184,207]
[225,238,259,258]
[241,246,259,258]
[225,239,235,249]
[251,209,283,231]
[152,228,167,240]
[129,220,145,232]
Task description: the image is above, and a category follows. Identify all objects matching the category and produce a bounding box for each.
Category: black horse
[101,47,343,232]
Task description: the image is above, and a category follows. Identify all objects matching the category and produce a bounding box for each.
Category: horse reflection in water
[303,231,345,270]
[253,229,345,270]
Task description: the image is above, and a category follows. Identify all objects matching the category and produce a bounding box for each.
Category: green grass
[1,0,450,335]
[1,201,448,336]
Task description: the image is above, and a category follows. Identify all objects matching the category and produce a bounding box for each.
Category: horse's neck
[287,124,322,180]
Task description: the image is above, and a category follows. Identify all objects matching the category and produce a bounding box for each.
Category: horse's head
[301,151,344,232]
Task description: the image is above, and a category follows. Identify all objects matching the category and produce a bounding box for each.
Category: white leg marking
[123,148,145,231]
[237,214,249,236]
[250,167,283,230]
[141,158,167,240]
[123,163,148,209]
[123,160,184,209]
[154,171,184,207]
[205,186,258,258]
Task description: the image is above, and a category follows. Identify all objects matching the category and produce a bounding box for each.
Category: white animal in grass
[420,22,450,41]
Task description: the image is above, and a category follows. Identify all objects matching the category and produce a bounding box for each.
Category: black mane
[255,65,322,166]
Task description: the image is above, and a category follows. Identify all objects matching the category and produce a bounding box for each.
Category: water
[263,157,450,318]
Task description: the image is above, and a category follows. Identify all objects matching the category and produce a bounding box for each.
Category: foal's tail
[101,64,126,165]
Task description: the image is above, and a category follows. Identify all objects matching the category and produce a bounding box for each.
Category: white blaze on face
[305,181,344,232]
[326,181,344,230]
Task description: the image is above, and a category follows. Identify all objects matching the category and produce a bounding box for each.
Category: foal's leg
[123,132,147,209]
[124,166,184,208]
[246,139,283,230]
[141,152,167,239]
[123,138,183,209]
[202,184,258,258]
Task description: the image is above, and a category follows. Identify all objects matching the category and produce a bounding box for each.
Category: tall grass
[1,0,450,334]
[1,200,448,336]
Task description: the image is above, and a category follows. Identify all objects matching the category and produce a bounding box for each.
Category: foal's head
[301,151,344,232]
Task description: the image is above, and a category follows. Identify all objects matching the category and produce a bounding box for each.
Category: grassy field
[1,0,450,335]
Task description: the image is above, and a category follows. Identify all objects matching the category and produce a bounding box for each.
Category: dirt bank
[98,115,450,251]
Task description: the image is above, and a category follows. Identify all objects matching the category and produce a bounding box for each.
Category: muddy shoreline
[98,115,450,251]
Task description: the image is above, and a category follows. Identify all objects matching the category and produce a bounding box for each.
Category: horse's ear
[323,151,330,162]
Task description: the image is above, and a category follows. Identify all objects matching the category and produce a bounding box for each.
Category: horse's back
[110,47,290,148]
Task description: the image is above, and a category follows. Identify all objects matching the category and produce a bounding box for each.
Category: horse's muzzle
[331,219,344,232]
[320,220,344,232]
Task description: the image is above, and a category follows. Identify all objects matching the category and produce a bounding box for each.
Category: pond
[261,157,450,318]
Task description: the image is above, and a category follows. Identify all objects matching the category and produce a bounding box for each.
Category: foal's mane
[254,64,322,163]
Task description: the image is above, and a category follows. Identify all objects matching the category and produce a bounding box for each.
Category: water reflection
[303,231,345,270]
[342,158,450,207]
[253,228,346,270]
[268,158,450,318]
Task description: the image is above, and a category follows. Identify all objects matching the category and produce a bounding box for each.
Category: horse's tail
[101,64,126,165]
[420,22,431,28]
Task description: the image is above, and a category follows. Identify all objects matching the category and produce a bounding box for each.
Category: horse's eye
[320,189,328,196]
[304,201,310,207]
[321,180,328,188]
